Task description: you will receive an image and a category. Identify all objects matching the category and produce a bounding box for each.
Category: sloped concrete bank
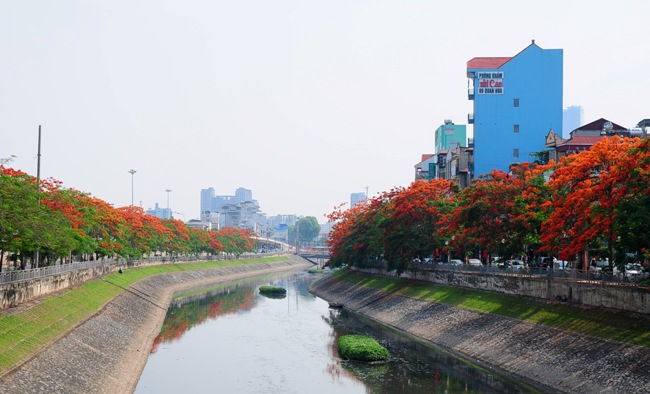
[308,273,650,394]
[0,256,311,394]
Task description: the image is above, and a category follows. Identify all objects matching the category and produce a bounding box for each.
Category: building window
[514,98,519,107]
[514,124,520,133]
[513,148,519,158]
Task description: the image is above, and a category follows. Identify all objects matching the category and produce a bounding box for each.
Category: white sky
[2,1,649,223]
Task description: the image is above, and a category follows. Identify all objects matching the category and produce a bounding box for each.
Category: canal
[134,269,540,393]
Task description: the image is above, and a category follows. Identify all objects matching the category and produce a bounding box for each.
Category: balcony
[468,113,475,124]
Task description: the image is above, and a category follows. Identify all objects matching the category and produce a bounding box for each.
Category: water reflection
[325,308,539,393]
[152,286,257,353]
[137,270,541,394]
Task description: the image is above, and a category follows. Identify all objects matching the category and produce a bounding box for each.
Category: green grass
[258,285,287,295]
[338,334,388,362]
[0,256,287,374]
[332,269,650,348]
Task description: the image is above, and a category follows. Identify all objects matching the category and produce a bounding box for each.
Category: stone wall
[359,267,650,314]
[0,265,114,309]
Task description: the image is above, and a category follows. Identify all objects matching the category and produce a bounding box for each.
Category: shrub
[338,334,388,362]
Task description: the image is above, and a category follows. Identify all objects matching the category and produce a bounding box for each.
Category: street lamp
[165,189,172,219]
[128,169,136,206]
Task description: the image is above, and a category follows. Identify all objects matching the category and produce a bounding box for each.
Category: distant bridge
[252,237,291,252]
[299,252,330,266]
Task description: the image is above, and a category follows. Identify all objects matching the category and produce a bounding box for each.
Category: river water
[134,269,539,393]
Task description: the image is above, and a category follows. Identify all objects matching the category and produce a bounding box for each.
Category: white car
[449,259,464,266]
[554,260,571,270]
[624,264,648,281]
[468,258,483,266]
[506,259,525,269]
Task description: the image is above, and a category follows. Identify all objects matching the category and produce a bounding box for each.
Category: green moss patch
[258,285,287,295]
[338,334,388,362]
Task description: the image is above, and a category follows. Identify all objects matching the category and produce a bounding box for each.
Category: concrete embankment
[0,256,311,394]
[308,273,650,394]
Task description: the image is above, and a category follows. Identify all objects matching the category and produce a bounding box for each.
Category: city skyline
[2,1,649,222]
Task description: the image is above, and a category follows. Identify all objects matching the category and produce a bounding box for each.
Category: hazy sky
[2,1,649,223]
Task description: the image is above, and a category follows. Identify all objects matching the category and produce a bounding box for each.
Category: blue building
[467,40,563,175]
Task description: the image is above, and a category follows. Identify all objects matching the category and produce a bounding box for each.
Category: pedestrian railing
[0,252,281,285]
[409,262,647,285]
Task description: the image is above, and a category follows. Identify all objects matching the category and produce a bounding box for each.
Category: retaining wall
[360,267,650,314]
[0,257,170,310]
[0,265,115,309]
[0,256,311,394]
[309,273,650,394]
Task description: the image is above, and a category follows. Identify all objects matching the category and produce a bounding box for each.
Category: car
[490,256,503,265]
[449,259,464,266]
[624,264,648,281]
[539,256,554,268]
[554,260,571,270]
[506,259,525,269]
[590,259,609,271]
[468,258,483,266]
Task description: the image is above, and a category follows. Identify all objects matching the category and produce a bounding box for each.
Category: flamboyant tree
[612,138,650,264]
[214,227,255,257]
[541,136,645,269]
[439,162,552,263]
[381,179,458,272]
[1,165,257,267]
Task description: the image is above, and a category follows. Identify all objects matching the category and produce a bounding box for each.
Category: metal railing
[0,259,119,284]
[413,262,647,285]
[0,252,281,285]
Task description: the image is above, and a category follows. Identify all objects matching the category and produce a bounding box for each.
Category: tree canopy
[326,137,650,272]
[0,165,256,271]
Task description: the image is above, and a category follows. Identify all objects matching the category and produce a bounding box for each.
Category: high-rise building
[467,40,563,175]
[200,187,260,229]
[434,120,467,154]
[350,192,367,207]
[200,187,215,220]
[235,187,252,203]
[146,203,172,220]
[563,105,584,138]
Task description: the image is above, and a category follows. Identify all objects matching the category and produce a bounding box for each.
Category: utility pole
[165,189,172,219]
[35,126,42,268]
[129,169,136,206]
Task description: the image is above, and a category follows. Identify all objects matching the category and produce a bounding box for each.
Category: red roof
[467,57,512,69]
[421,154,433,162]
[557,136,604,147]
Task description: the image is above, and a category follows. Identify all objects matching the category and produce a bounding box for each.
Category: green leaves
[0,166,256,266]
